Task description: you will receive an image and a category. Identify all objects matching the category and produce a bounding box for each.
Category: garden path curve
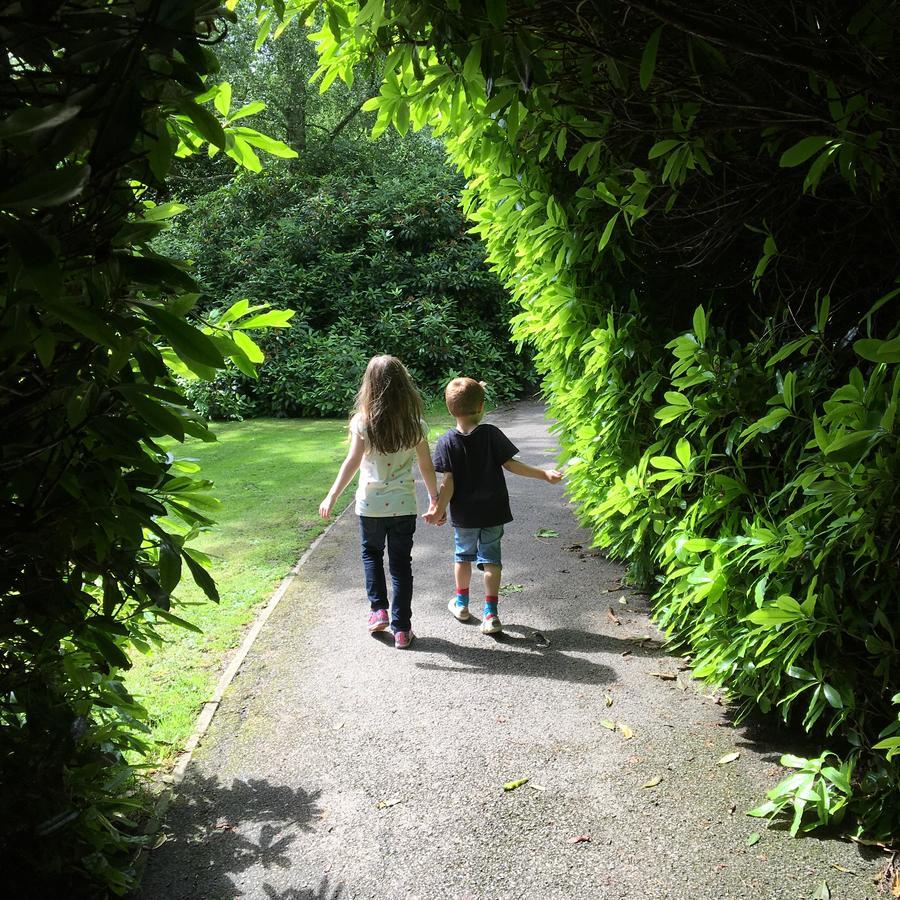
[139,401,877,900]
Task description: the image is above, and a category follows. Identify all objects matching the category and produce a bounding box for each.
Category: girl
[319,355,438,649]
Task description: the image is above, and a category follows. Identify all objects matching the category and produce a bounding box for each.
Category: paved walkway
[139,402,878,899]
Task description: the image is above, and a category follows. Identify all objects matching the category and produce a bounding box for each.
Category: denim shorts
[453,525,504,570]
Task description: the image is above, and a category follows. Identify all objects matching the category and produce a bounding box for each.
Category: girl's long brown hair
[354,355,425,454]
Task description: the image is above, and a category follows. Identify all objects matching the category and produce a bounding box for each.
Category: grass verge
[125,408,454,768]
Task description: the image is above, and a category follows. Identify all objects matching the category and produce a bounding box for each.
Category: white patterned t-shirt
[351,415,425,518]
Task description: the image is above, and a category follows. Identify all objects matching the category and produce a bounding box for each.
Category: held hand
[544,469,564,484]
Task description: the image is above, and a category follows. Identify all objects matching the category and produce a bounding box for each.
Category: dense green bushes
[309,0,899,837]
[158,146,531,418]
[0,3,293,894]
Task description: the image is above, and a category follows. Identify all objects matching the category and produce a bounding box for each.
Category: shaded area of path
[139,402,879,899]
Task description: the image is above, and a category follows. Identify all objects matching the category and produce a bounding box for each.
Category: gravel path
[138,402,881,900]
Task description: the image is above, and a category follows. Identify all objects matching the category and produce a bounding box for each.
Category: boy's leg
[476,527,504,634]
[450,528,477,621]
[359,517,389,632]
[482,564,501,597]
[385,515,416,634]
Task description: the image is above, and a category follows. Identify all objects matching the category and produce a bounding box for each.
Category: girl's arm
[502,458,563,483]
[319,431,366,518]
[414,438,439,507]
[424,473,453,525]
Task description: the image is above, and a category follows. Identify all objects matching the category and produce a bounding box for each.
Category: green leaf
[598,212,619,251]
[746,832,760,847]
[639,27,663,91]
[0,164,89,209]
[153,607,203,634]
[213,82,232,117]
[237,309,295,329]
[143,307,224,369]
[231,127,298,158]
[692,307,707,344]
[503,777,529,791]
[486,0,507,29]
[648,139,679,159]
[183,549,220,603]
[0,102,81,139]
[228,101,267,122]
[158,541,182,594]
[534,528,559,538]
[463,43,482,81]
[176,99,226,150]
[822,684,843,709]
[779,136,831,168]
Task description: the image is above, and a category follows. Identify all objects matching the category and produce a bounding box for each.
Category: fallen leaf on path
[604,695,614,708]
[746,832,760,847]
[642,776,663,789]
[533,632,550,647]
[891,873,900,898]
[503,777,530,792]
[376,798,403,809]
[811,881,830,900]
[829,864,855,875]
[333,722,344,730]
[648,672,677,680]
[530,783,546,792]
[616,721,634,740]
[564,544,583,552]
[150,833,168,850]
[607,606,621,625]
[717,752,740,765]
[500,583,524,594]
[535,528,559,539]
[676,674,690,692]
[600,719,616,731]
[619,595,628,605]
[729,802,737,814]
[567,834,592,844]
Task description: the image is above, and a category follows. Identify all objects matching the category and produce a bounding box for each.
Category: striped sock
[484,596,498,617]
[455,587,470,607]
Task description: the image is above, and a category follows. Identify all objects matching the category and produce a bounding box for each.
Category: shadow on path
[138,775,333,899]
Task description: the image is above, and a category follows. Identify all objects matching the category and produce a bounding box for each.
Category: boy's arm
[502,458,563,483]
[414,438,439,507]
[424,473,453,524]
[319,431,365,518]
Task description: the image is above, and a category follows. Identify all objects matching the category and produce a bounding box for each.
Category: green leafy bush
[0,4,293,894]
[307,0,900,838]
[157,150,532,417]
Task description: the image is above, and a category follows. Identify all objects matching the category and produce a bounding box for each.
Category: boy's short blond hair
[445,377,485,417]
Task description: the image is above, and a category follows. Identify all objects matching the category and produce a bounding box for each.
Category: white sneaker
[448,597,470,621]
[481,613,502,634]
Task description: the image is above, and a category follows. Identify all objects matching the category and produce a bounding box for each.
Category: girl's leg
[359,516,388,610]
[386,515,416,632]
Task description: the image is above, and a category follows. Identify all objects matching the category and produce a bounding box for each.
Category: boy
[424,378,563,634]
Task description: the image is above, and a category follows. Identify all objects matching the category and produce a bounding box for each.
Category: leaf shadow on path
[409,625,669,685]
[137,774,337,900]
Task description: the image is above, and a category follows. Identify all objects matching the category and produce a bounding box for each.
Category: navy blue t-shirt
[432,423,519,528]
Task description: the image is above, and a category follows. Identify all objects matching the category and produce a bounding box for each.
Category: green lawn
[125,408,453,767]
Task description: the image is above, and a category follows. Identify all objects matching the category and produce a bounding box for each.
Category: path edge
[133,501,354,880]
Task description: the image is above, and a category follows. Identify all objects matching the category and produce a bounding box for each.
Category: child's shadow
[411,624,622,685]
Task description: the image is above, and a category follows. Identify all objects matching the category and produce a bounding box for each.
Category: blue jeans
[359,515,416,631]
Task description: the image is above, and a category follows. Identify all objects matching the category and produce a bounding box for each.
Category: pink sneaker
[394,629,414,649]
[368,609,389,633]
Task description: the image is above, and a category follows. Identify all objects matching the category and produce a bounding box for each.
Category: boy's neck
[454,415,482,434]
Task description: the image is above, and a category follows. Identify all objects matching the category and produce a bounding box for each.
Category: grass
[125,406,454,767]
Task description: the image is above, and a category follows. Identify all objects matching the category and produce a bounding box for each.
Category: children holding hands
[320,361,561,647]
